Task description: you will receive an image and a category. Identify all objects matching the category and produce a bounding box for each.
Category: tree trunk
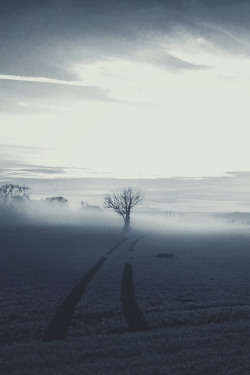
[124,212,130,232]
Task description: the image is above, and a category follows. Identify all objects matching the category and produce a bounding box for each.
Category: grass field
[1,222,250,374]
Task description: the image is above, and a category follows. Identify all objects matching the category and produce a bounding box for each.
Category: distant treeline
[213,212,250,224]
[0,184,101,209]
[165,211,185,218]
[165,210,250,225]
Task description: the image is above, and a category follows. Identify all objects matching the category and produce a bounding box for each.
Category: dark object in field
[155,253,175,258]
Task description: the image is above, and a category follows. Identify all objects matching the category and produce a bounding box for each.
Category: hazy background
[1,173,250,213]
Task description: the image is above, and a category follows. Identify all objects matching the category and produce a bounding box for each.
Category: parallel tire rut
[106,237,132,254]
[43,236,144,341]
[129,236,146,252]
[121,262,148,332]
[43,257,107,341]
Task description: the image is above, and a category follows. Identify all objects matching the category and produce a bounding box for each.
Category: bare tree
[0,184,30,201]
[104,187,144,231]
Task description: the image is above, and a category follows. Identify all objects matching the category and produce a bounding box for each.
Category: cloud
[0,162,85,179]
[0,165,100,180]
[1,1,250,183]
[0,144,95,179]
[0,74,92,86]
[0,144,43,161]
[0,74,119,93]
[225,171,250,178]
[0,77,115,114]
[152,54,212,72]
[7,166,66,175]
[1,1,249,80]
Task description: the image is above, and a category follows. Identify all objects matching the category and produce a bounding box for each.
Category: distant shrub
[45,196,68,205]
[0,184,31,227]
[80,201,101,210]
[0,184,30,201]
[80,201,89,208]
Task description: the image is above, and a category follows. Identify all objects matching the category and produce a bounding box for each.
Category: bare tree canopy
[0,184,30,200]
[104,187,144,231]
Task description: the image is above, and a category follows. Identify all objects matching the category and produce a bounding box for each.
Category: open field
[1,223,250,374]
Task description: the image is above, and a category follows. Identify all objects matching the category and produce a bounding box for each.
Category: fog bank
[0,199,249,235]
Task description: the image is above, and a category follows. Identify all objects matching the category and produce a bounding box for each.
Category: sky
[1,0,250,180]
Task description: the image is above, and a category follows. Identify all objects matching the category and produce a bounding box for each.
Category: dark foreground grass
[2,321,250,375]
[2,226,250,374]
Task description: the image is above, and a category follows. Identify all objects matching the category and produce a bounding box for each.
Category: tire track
[43,237,131,342]
[106,237,132,254]
[121,263,148,332]
[43,257,107,341]
[129,236,148,251]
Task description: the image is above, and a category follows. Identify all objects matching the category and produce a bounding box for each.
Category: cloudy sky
[1,0,250,179]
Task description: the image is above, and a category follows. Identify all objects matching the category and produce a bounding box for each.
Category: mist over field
[0,198,116,229]
[1,191,248,235]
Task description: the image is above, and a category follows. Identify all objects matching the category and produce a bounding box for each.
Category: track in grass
[106,237,132,254]
[129,236,147,251]
[42,237,133,341]
[121,262,148,332]
[43,236,144,341]
[43,257,107,341]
